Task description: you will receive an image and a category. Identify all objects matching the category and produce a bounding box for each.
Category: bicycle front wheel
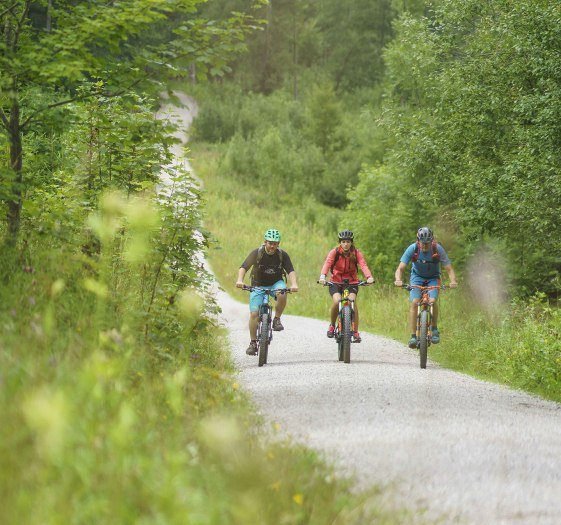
[419,309,429,369]
[258,311,270,367]
[342,305,352,364]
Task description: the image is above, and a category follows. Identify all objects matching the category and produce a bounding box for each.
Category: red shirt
[320,246,373,283]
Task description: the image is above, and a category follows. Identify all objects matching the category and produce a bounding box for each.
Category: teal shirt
[400,243,451,279]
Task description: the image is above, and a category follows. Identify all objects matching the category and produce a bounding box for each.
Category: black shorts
[329,283,359,297]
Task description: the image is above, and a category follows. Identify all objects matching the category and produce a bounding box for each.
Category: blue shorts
[249,280,286,312]
[409,276,440,302]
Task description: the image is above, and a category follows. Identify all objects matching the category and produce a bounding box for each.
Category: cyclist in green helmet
[236,229,299,355]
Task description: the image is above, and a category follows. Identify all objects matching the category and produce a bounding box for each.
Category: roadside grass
[192,142,561,404]
[0,208,405,524]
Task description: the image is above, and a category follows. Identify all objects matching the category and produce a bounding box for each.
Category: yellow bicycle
[319,280,370,364]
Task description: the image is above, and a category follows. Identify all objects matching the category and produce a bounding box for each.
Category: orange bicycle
[401,283,446,369]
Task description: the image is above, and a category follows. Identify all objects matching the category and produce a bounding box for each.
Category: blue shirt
[400,243,451,279]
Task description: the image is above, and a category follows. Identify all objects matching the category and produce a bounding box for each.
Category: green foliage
[191,84,384,207]
[344,165,425,282]
[1,0,258,240]
[195,138,561,404]
[428,292,561,401]
[200,0,427,94]
[0,133,396,523]
[316,0,395,90]
[370,0,561,294]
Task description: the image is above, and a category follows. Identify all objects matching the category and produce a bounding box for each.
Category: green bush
[191,84,383,206]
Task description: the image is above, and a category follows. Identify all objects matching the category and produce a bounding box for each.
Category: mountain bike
[242,285,291,367]
[318,280,370,364]
[401,283,446,369]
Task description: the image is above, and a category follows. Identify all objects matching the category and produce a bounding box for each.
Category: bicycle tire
[342,305,352,364]
[337,325,344,361]
[419,309,429,369]
[258,311,270,367]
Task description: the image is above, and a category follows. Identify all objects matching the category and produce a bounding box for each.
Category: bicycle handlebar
[241,285,293,294]
[399,283,447,291]
[317,280,371,287]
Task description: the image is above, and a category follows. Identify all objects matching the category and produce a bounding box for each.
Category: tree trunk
[7,99,23,243]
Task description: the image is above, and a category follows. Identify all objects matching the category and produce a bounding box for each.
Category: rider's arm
[236,267,247,288]
[444,264,458,287]
[287,270,298,292]
[319,249,337,282]
[237,250,257,288]
[394,261,407,286]
[395,244,415,286]
[356,249,374,282]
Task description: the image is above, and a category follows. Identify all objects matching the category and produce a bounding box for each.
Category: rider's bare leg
[410,299,420,333]
[430,299,438,327]
[274,291,287,318]
[349,292,358,330]
[330,293,341,325]
[249,311,259,340]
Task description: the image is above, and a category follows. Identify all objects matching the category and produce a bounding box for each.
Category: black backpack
[251,244,287,281]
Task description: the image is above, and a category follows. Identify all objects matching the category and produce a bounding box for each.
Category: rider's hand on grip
[366,276,375,285]
[235,281,244,289]
[394,280,403,287]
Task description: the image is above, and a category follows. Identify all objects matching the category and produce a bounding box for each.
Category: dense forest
[2,0,561,522]
[194,0,561,296]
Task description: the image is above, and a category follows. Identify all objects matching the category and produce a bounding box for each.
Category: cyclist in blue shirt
[394,227,457,348]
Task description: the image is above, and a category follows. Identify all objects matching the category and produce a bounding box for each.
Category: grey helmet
[417,227,434,243]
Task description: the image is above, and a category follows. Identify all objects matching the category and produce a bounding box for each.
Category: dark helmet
[417,227,434,243]
[338,229,354,241]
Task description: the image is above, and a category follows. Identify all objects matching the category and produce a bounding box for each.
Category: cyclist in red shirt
[318,230,374,343]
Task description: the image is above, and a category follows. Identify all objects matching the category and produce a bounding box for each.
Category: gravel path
[160,93,561,525]
[217,290,561,524]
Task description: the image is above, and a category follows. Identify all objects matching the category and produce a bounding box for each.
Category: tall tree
[0,0,254,242]
[369,0,561,292]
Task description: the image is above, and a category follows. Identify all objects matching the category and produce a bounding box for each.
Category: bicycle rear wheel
[419,309,429,369]
[342,306,352,364]
[258,311,270,367]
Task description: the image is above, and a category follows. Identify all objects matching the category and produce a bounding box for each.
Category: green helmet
[264,228,281,242]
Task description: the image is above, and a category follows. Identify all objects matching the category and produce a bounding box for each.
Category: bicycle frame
[414,285,437,338]
[242,285,290,366]
[402,283,445,368]
[319,280,369,363]
[336,287,355,340]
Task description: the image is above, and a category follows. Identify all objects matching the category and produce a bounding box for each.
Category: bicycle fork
[337,301,356,340]
[416,303,433,345]
[259,304,273,344]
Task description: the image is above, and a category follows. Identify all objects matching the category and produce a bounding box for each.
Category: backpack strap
[329,247,340,273]
[330,246,357,273]
[412,240,440,262]
[253,245,287,281]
